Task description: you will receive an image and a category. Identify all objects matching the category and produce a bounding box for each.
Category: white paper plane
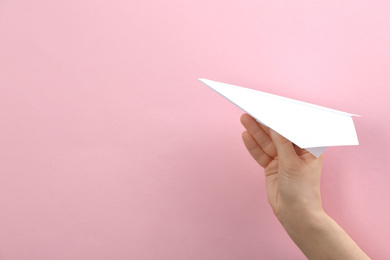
[199,78,359,157]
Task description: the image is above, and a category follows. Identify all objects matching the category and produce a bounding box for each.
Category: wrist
[276,196,324,226]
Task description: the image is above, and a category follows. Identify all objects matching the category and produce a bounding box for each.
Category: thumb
[269,129,298,161]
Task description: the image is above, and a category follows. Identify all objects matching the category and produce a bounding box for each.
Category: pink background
[0,0,389,259]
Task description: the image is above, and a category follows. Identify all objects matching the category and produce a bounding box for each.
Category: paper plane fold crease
[199,78,359,157]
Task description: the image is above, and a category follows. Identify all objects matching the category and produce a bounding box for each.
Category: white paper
[199,78,359,157]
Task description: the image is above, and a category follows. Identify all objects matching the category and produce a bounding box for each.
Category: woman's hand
[240,113,323,221]
[240,113,370,259]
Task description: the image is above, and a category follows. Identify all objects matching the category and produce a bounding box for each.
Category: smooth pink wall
[1,1,389,259]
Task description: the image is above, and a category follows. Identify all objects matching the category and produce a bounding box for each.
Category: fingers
[240,114,277,158]
[240,113,300,163]
[242,131,273,167]
[269,129,298,162]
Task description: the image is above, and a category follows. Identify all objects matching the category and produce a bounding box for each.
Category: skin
[240,113,370,260]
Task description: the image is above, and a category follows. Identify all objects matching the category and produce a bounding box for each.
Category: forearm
[279,209,370,260]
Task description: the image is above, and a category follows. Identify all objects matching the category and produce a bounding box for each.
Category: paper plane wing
[199,78,359,157]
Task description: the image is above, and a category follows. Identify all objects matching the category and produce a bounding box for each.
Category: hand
[240,113,323,221]
[240,113,370,259]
